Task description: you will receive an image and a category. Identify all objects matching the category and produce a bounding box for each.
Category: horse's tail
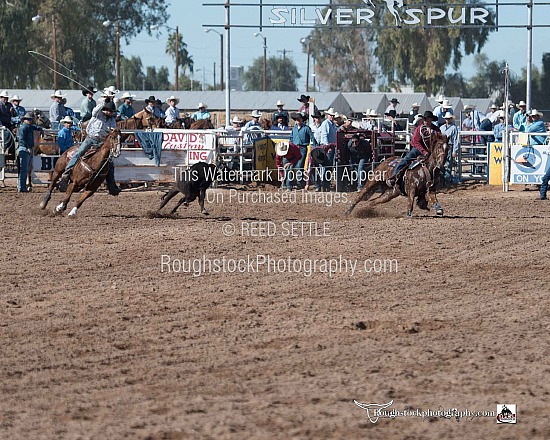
[345,173,383,215]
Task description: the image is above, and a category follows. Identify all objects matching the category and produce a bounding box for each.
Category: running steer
[158,161,217,215]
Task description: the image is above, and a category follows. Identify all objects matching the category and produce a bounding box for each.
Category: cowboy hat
[198,102,208,109]
[22,112,34,120]
[346,113,356,121]
[463,104,475,111]
[389,98,399,104]
[0,90,10,98]
[385,110,397,118]
[290,111,305,120]
[120,91,136,100]
[310,147,331,166]
[362,108,372,116]
[312,110,324,118]
[82,85,97,96]
[490,104,498,109]
[324,107,336,116]
[442,99,452,108]
[517,100,527,107]
[411,102,420,108]
[275,100,285,106]
[10,95,22,102]
[437,94,445,103]
[61,116,73,124]
[423,110,436,120]
[443,111,454,119]
[529,109,543,117]
[297,94,310,103]
[369,109,380,117]
[102,101,117,112]
[413,114,423,124]
[250,110,262,118]
[166,95,180,105]
[275,142,290,156]
[231,116,243,124]
[51,90,67,99]
[145,95,157,104]
[102,86,118,96]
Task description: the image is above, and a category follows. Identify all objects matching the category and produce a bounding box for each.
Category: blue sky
[122,0,550,93]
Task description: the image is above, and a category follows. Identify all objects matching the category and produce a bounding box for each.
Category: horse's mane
[190,118,214,129]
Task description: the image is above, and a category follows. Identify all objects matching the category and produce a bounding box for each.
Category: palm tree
[166,32,194,75]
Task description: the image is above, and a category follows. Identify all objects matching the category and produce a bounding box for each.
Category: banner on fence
[156,129,216,164]
[510,144,550,184]
[488,142,503,186]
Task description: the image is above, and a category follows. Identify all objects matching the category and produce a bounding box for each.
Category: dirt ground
[1,174,549,439]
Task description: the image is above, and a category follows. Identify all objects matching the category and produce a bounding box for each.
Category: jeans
[295,145,308,189]
[390,148,423,179]
[540,164,550,199]
[350,157,366,190]
[443,148,454,184]
[282,158,295,190]
[66,136,100,170]
[17,149,30,192]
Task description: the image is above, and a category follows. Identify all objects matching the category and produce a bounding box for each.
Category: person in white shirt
[164,96,180,127]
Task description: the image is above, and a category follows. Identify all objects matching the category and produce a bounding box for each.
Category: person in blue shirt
[439,112,460,185]
[270,114,289,131]
[10,95,26,122]
[49,90,67,128]
[17,112,43,192]
[118,92,136,119]
[80,85,97,122]
[290,111,317,190]
[192,103,211,121]
[271,100,289,126]
[525,109,546,145]
[513,101,527,131]
[57,116,74,154]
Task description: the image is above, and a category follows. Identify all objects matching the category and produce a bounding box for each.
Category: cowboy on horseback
[59,99,121,196]
[387,110,440,186]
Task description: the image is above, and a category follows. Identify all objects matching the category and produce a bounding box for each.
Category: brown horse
[39,129,122,217]
[190,118,214,129]
[346,131,449,218]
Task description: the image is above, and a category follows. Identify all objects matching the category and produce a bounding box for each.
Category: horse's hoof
[39,201,46,210]
[68,207,78,217]
[201,210,209,215]
[436,209,444,216]
[406,211,412,218]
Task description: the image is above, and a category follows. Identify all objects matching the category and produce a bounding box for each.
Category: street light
[205,28,224,91]
[103,20,121,90]
[253,32,267,92]
[32,14,58,90]
[300,37,311,92]
[151,24,180,91]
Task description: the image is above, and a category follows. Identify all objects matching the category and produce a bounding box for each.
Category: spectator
[224,116,243,171]
[297,94,318,119]
[338,113,355,133]
[310,110,324,145]
[385,98,399,115]
[362,109,380,131]
[493,113,512,142]
[0,90,16,129]
[432,94,445,119]
[144,96,157,114]
[275,141,302,191]
[513,100,527,131]
[525,109,546,145]
[289,111,317,189]
[57,115,74,154]
[80,85,97,122]
[347,133,371,191]
[319,107,338,189]
[118,92,136,119]
[486,103,498,125]
[243,110,262,131]
[192,102,210,121]
[307,146,331,192]
[383,109,404,131]
[408,102,420,124]
[154,99,164,118]
[164,95,180,127]
[270,114,289,131]
[49,90,67,126]
[439,111,460,185]
[62,98,75,119]
[98,86,118,106]
[272,100,289,125]
[10,95,26,120]
[435,99,453,127]
[17,112,43,192]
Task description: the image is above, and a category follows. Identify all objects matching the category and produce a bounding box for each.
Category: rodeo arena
[1,3,549,440]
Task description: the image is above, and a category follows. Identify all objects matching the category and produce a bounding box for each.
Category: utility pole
[277,49,292,59]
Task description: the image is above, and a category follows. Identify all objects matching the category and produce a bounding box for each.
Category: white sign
[510,144,550,184]
[155,129,216,165]
[270,3,491,27]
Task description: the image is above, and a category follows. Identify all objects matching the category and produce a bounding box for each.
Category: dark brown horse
[39,129,122,217]
[190,118,214,129]
[346,131,449,218]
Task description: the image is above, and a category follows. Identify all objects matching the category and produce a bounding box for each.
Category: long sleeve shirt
[0,101,14,126]
[440,122,460,155]
[86,103,117,141]
[411,123,441,155]
[57,126,74,154]
[272,109,289,124]
[17,123,41,152]
[513,111,527,130]
[319,119,337,145]
[49,101,67,122]
[290,123,317,147]
[80,97,96,121]
[276,143,302,168]
[165,106,180,125]
[118,103,136,119]
[192,110,211,120]
[526,120,547,145]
